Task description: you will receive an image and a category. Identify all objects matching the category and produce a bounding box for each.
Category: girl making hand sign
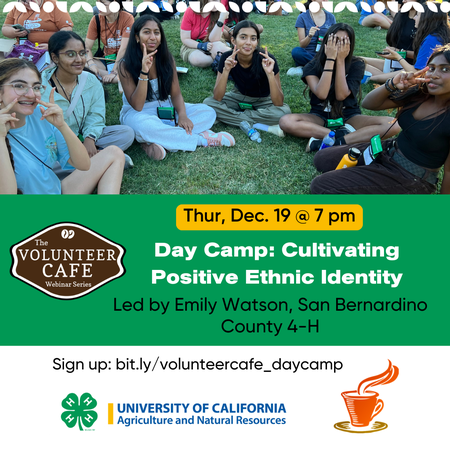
[0,59,125,195]
[119,17,235,161]
[204,20,291,137]
[311,44,450,195]
[280,23,398,152]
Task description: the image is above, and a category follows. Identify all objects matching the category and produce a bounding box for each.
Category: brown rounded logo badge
[10,223,125,300]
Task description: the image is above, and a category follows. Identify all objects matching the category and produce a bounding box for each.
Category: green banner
[1,195,447,346]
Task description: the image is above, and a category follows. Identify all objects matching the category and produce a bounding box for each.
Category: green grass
[1,1,393,194]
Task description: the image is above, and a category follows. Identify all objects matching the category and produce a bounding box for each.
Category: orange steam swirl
[357,360,399,395]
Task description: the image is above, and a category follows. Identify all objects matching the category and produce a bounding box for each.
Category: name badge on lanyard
[363,135,383,165]
[316,35,324,52]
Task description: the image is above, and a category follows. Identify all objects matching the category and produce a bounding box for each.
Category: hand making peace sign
[38,88,65,129]
[224,45,239,72]
[0,99,20,138]
[141,43,158,74]
[392,67,430,91]
[259,46,275,75]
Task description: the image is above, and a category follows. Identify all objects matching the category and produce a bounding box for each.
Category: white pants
[120,100,216,152]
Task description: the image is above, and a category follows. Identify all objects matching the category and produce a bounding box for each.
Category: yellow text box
[176,205,363,230]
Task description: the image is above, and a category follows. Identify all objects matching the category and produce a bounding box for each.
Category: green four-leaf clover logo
[61,393,98,431]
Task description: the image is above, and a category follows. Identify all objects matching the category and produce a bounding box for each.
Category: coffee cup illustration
[335,360,399,433]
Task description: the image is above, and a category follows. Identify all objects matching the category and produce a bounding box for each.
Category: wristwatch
[216,21,224,28]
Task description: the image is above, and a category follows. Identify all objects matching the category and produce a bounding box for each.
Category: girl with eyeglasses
[41,31,135,173]
[0,58,125,194]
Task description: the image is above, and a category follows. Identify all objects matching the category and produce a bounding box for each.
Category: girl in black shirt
[280,23,399,152]
[203,20,291,137]
[311,44,450,194]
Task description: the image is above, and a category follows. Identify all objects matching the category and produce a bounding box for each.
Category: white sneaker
[200,130,236,147]
[141,143,167,160]
[287,66,303,77]
[124,153,134,169]
[305,137,321,153]
[268,124,285,137]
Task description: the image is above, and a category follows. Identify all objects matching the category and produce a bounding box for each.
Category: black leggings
[310,141,437,195]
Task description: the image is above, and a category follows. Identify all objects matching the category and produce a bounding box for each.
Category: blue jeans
[291,47,315,67]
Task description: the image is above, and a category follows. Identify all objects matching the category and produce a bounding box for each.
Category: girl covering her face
[280,23,399,152]
[311,45,450,195]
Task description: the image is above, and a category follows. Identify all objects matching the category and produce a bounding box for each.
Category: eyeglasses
[1,83,46,96]
[58,50,88,59]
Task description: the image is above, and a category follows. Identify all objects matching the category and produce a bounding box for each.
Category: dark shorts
[309,106,361,124]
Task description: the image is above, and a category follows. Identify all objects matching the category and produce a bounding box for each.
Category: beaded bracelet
[389,77,399,91]
[138,77,148,81]
[385,78,397,93]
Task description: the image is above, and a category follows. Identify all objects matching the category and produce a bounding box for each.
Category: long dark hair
[386,0,425,49]
[392,45,450,133]
[119,16,173,102]
[198,0,220,41]
[232,20,266,81]
[0,59,40,194]
[413,7,450,61]
[307,23,361,118]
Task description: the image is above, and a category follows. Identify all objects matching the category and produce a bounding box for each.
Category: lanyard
[381,106,448,140]
[8,132,53,170]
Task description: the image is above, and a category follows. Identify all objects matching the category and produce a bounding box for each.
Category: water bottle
[319,131,335,150]
[239,121,262,143]
[336,147,361,170]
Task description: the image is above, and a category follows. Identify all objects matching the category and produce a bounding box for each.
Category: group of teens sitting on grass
[1,0,450,195]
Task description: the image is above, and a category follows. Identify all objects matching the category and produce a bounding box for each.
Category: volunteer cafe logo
[334,360,399,433]
[10,222,125,300]
[61,393,98,431]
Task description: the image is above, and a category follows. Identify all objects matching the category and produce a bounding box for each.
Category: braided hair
[0,58,40,194]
